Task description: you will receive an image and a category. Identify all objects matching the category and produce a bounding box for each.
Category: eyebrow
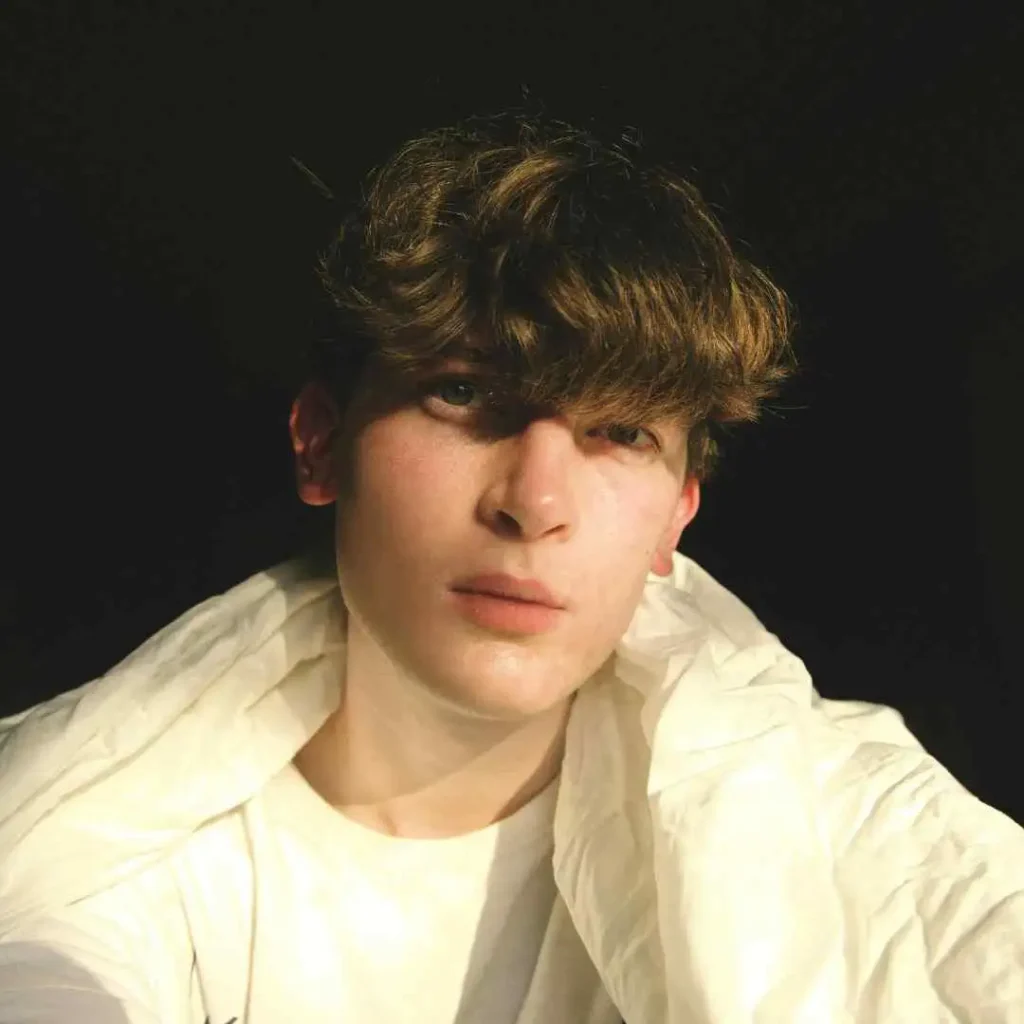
[439,341,493,367]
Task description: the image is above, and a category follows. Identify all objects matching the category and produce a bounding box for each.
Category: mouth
[449,574,566,609]
[456,588,545,605]
[450,589,565,634]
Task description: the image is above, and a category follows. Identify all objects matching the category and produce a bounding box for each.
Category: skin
[288,359,701,838]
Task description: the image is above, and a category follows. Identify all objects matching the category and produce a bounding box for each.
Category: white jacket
[1,549,1022,1022]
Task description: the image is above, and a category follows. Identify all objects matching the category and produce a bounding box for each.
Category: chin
[431,674,577,723]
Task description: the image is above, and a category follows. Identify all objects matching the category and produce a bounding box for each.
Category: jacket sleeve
[0,937,158,1024]
[641,674,1024,1021]
[821,731,1024,1020]
[0,872,197,1024]
[899,772,1024,1018]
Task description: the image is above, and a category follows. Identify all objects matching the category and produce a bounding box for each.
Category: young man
[1,113,1022,1023]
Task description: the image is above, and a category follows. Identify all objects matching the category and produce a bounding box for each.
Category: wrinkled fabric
[1,550,1023,1022]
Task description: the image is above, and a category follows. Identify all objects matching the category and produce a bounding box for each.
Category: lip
[450,590,565,635]
[450,573,566,609]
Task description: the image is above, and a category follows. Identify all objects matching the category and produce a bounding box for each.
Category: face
[288,361,700,723]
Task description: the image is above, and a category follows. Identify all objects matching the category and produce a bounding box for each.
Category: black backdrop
[3,1,1022,823]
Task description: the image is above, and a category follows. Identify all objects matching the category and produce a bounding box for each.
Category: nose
[482,416,580,541]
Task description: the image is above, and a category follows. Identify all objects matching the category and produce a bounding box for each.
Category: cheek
[592,489,680,598]
[355,428,466,533]
[597,479,676,555]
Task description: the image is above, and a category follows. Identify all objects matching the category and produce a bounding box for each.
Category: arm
[0,937,158,1024]
[0,873,196,1024]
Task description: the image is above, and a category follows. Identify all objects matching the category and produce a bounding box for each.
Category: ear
[650,475,701,577]
[288,381,343,507]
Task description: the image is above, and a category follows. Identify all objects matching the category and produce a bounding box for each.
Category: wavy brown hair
[308,111,796,482]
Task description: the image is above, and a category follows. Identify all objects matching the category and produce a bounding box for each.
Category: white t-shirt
[0,761,621,1024]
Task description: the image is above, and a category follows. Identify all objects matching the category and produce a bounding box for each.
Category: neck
[294,624,574,839]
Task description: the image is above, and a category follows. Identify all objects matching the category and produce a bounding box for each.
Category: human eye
[595,423,661,452]
[421,376,660,452]
[420,375,488,415]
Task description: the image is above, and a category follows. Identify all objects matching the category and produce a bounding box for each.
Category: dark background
[2,2,1021,822]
